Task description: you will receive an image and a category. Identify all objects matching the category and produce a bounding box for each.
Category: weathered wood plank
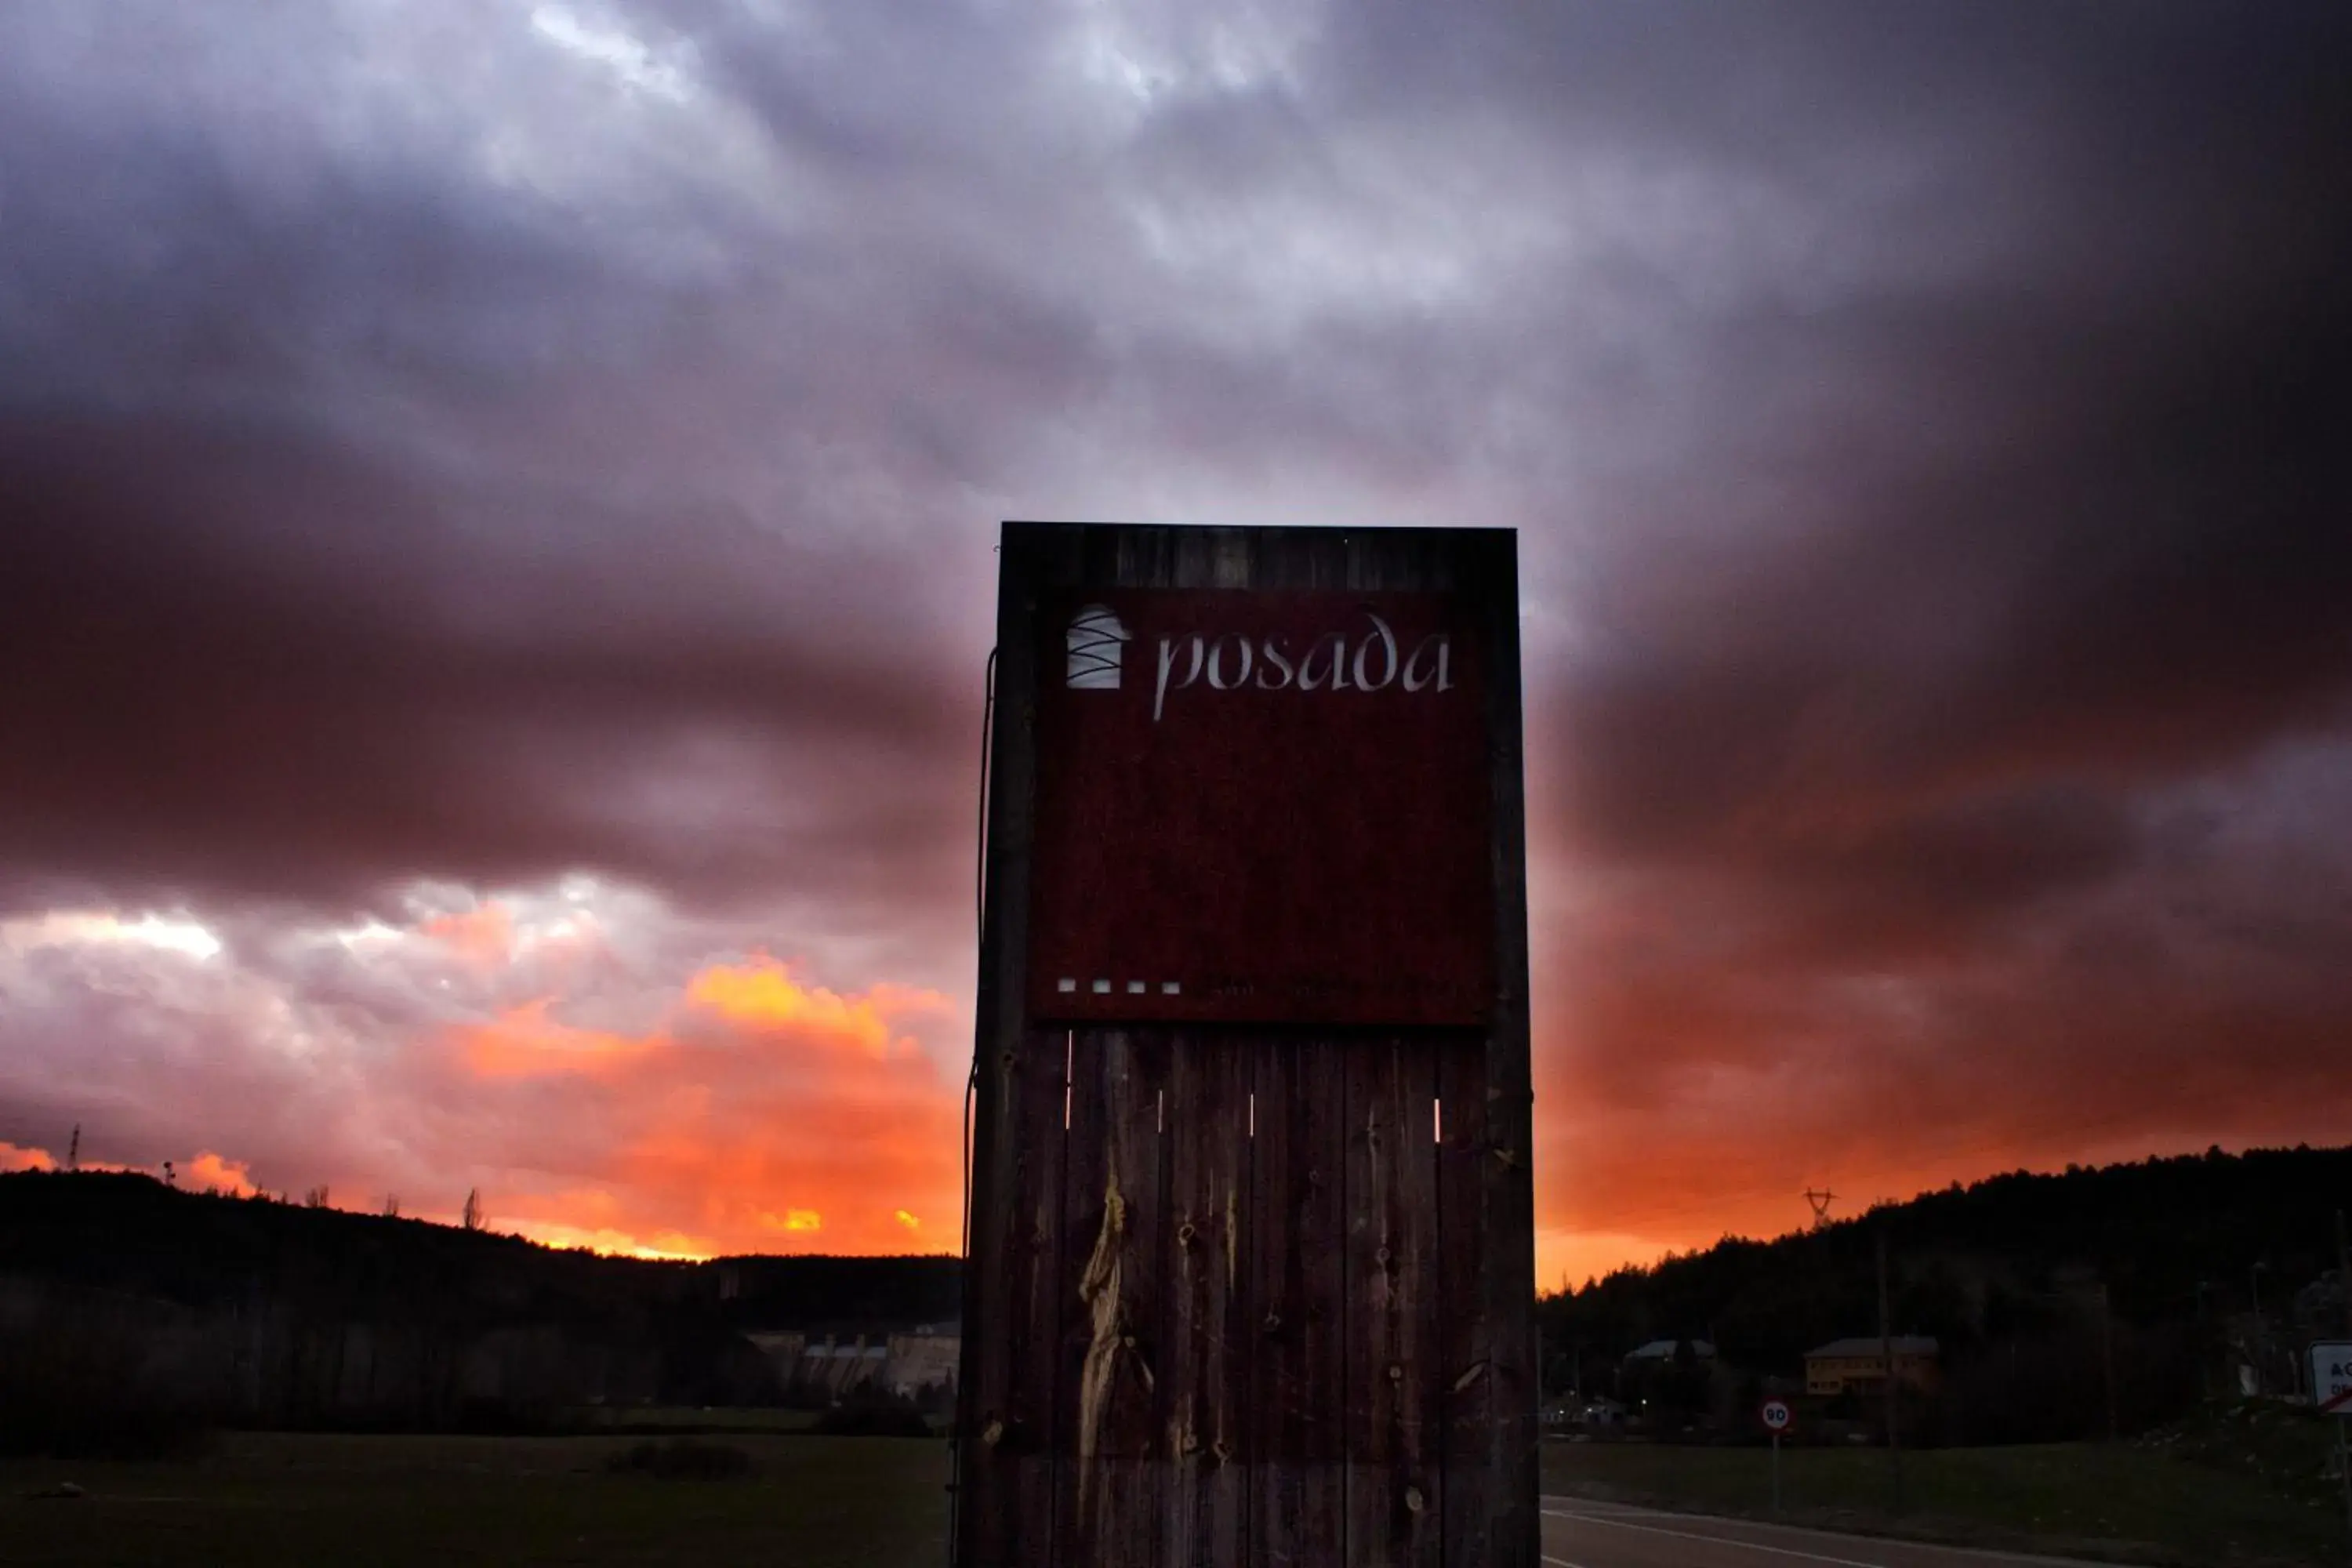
[956,525,1053,1568]
[1161,1033,1252,1568]
[1247,1036,1348,1568]
[1007,521,1480,597]
[1343,1036,1442,1568]
[1472,530,1539,1568]
[1055,1027,1174,1568]
[1436,1044,1492,1568]
[958,1026,1069,1567]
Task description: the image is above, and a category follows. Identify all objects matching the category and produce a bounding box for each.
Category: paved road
[1542,1498,2085,1568]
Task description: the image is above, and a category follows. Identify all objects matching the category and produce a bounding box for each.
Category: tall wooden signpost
[955,523,1535,1568]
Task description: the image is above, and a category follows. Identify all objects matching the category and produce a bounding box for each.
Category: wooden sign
[1029,588,1494,1025]
[955,524,1536,1568]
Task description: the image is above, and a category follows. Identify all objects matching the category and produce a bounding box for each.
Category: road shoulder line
[1541,1497,2105,1567]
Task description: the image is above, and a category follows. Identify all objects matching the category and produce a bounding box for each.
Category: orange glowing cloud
[0,1143,256,1194]
[685,956,952,1056]
[184,1150,256,1196]
[455,997,664,1078]
[438,956,966,1259]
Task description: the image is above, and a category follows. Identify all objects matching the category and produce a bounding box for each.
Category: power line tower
[1805,1188,1838,1229]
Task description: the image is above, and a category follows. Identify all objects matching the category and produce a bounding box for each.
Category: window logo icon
[1065,604,1129,689]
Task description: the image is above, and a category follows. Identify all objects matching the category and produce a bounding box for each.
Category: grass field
[568,1405,827,1434]
[1,1431,951,1568]
[9,1420,2341,1566]
[1543,1428,2347,1566]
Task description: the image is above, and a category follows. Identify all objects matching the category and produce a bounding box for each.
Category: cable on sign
[948,644,996,1568]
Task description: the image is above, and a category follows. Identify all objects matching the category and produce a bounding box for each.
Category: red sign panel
[1027,590,1494,1025]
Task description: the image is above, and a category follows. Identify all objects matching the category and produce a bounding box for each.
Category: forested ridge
[0,1169,961,1330]
[1538,1144,2351,1441]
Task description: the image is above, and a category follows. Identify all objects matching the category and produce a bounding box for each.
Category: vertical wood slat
[956,523,1055,1568]
[1473,530,1540,1568]
[1343,1037,1443,1568]
[1249,1037,1348,1567]
[1436,1046,1493,1568]
[957,1027,1069,1566]
[1057,1028,1174,1568]
[1162,1035,1252,1568]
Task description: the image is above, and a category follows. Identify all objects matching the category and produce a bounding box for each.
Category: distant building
[1622,1338,1715,1364]
[1804,1336,1939,1396]
[885,1327,960,1397]
[748,1327,959,1400]
[1541,1396,1629,1431]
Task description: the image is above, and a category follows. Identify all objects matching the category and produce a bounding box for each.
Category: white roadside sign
[2313,1341,2352,1416]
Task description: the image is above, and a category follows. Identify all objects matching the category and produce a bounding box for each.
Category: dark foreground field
[1544,1411,2347,1567]
[1,1431,949,1568]
[8,1418,2343,1567]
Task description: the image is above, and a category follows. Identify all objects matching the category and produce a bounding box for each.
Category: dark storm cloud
[0,0,1498,927]
[1,0,2347,1265]
[0,408,970,916]
[1489,2,2352,1243]
[1531,2,2352,889]
[0,2,1029,927]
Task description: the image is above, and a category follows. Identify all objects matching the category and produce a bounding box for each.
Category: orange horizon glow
[0,1141,56,1174]
[7,1127,2324,1287]
[434,953,967,1258]
[13,905,2332,1283]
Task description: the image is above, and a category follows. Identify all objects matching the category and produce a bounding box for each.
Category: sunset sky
[2,2,2347,1289]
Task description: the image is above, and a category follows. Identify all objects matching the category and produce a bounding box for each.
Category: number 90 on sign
[1759,1399,1793,1432]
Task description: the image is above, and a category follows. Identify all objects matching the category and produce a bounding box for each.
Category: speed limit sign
[1761,1399,1794,1513]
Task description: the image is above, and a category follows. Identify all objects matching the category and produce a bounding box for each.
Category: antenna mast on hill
[1805,1188,1837,1229]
